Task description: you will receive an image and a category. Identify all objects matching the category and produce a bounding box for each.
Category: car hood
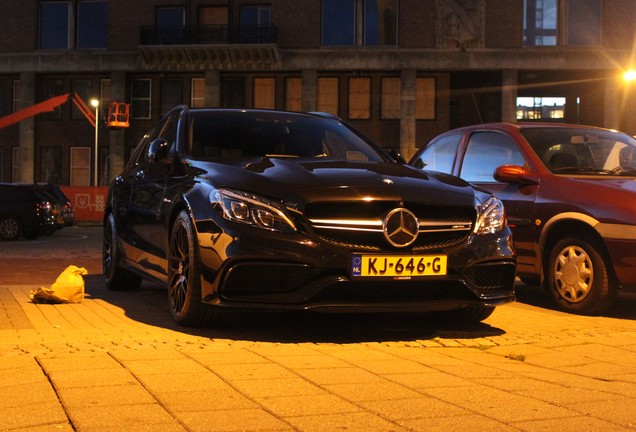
[190,157,481,207]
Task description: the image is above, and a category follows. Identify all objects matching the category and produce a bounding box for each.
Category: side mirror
[494,164,539,186]
[147,138,171,163]
[388,149,406,164]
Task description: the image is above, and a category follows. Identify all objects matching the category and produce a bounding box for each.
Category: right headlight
[474,196,506,236]
[212,189,297,233]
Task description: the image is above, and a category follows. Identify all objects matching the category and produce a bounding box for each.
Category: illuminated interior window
[516,97,566,121]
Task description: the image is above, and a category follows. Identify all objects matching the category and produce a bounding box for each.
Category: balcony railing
[140,24,278,46]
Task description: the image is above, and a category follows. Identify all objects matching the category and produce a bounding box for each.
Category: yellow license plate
[351,254,447,279]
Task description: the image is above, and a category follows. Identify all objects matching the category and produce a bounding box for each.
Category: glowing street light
[90,98,99,186]
[624,70,636,82]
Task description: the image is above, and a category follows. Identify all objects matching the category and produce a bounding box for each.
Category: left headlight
[474,196,506,236]
[212,189,297,233]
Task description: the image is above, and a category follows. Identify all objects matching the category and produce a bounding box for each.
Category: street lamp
[90,98,99,186]
[624,70,636,82]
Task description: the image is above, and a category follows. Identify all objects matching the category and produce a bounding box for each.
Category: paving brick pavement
[2,227,636,431]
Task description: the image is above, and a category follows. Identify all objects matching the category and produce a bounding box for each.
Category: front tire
[168,211,211,327]
[103,213,142,291]
[545,236,617,315]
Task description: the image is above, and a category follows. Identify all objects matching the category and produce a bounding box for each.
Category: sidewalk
[2,275,636,431]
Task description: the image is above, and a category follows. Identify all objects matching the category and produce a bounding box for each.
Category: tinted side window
[460,132,525,182]
[412,134,461,174]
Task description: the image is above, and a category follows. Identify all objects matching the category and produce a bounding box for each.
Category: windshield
[520,127,636,176]
[187,110,387,163]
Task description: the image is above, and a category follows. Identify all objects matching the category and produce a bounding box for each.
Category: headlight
[474,196,505,236]
[213,189,297,233]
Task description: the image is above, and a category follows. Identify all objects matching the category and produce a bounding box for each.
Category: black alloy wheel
[168,211,210,326]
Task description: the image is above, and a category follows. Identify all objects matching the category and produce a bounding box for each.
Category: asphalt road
[2,226,636,431]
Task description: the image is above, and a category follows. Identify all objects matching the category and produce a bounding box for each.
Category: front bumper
[195,220,517,313]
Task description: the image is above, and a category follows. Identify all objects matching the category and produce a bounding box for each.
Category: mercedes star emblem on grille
[383,208,419,247]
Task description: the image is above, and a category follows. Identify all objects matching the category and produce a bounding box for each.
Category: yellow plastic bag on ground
[30,265,88,304]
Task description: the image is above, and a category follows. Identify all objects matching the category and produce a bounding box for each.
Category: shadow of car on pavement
[83,274,506,344]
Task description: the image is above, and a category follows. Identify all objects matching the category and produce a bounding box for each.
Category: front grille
[305,201,474,251]
[221,262,323,294]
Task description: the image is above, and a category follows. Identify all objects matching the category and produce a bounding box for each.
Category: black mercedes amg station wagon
[103,106,516,326]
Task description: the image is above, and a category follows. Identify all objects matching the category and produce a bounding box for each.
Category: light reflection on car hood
[189,157,478,205]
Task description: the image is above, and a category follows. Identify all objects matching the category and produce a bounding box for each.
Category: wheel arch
[539,212,616,286]
[168,199,194,241]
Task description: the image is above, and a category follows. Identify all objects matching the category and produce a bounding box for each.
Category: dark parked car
[103,106,516,326]
[0,183,56,240]
[32,183,75,228]
[409,122,636,315]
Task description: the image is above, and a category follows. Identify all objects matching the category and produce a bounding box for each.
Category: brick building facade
[0,0,635,186]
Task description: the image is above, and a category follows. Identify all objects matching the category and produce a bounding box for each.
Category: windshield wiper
[607,166,636,176]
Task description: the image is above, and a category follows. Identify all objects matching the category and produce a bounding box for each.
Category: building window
[191,78,205,108]
[160,78,182,115]
[13,80,20,112]
[240,5,271,25]
[253,78,276,109]
[322,0,355,46]
[317,78,339,115]
[523,0,557,46]
[364,0,397,45]
[41,146,62,184]
[157,6,185,26]
[200,6,227,25]
[42,79,64,120]
[156,7,185,44]
[348,77,371,119]
[381,77,400,119]
[39,1,71,49]
[131,79,152,120]
[285,78,302,112]
[516,97,566,120]
[199,7,228,43]
[100,79,111,103]
[567,0,601,45]
[240,6,272,43]
[416,78,436,120]
[70,147,90,186]
[77,0,107,49]
[71,79,93,120]
[222,78,245,107]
